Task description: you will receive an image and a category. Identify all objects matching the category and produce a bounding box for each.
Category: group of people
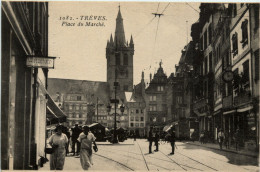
[218,128,241,151]
[148,127,176,155]
[47,124,97,170]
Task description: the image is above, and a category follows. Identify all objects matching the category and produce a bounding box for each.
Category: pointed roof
[110,33,114,44]
[115,6,126,46]
[130,35,134,45]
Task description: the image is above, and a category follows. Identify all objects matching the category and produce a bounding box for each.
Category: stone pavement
[183,140,258,158]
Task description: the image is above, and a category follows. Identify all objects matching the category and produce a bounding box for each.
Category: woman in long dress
[77,125,97,170]
[48,125,68,170]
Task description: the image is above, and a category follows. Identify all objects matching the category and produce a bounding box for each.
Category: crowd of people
[47,124,97,170]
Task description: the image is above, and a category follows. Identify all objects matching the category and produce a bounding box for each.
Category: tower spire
[115,5,125,46]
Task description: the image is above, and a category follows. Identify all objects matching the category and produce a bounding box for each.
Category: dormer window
[241,19,248,48]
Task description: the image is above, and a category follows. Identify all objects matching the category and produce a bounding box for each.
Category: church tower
[106,6,134,100]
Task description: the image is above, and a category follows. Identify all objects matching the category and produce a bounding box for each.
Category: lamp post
[106,85,125,143]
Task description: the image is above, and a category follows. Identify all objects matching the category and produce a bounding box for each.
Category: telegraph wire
[134,16,156,39]
[186,3,200,14]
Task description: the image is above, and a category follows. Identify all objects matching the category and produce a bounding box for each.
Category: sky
[48,2,200,85]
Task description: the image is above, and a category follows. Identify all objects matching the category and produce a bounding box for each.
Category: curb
[184,141,258,158]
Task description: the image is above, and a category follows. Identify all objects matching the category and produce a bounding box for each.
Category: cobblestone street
[40,139,259,171]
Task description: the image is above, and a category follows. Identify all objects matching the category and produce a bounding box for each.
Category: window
[232,32,238,56]
[77,96,82,101]
[149,95,156,101]
[123,54,128,65]
[254,6,259,31]
[242,60,250,91]
[233,4,237,16]
[69,105,72,110]
[177,96,183,104]
[130,123,134,127]
[233,68,239,96]
[135,117,139,121]
[204,57,208,75]
[255,50,259,81]
[136,109,139,113]
[209,52,212,72]
[141,109,143,114]
[140,123,144,127]
[115,53,120,65]
[140,117,144,121]
[157,86,164,91]
[149,105,157,111]
[75,105,79,110]
[241,19,248,48]
[124,85,128,91]
[135,123,139,127]
[130,117,134,121]
[208,24,212,44]
[200,37,203,50]
[204,30,207,49]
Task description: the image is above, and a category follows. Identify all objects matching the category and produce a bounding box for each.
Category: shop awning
[46,94,67,124]
[237,105,253,113]
[223,109,236,115]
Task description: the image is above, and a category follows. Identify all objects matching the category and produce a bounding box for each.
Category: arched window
[115,53,120,65]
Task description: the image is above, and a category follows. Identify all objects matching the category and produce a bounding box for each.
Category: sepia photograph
[1,0,259,171]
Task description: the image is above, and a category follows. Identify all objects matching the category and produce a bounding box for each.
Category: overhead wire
[186,3,200,14]
[156,3,160,13]
[134,16,156,38]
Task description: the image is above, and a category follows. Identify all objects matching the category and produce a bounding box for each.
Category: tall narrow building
[106,6,134,100]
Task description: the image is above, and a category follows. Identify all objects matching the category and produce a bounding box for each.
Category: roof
[48,78,110,104]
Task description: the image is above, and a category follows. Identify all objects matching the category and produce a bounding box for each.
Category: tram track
[159,150,187,171]
[93,153,134,171]
[176,151,218,171]
[136,140,150,171]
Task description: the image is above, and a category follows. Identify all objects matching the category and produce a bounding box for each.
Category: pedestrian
[48,124,68,170]
[71,124,82,156]
[133,131,136,141]
[169,130,176,155]
[154,131,159,152]
[148,127,154,154]
[78,125,98,170]
[200,131,204,144]
[233,128,240,151]
[224,130,230,149]
[218,128,225,150]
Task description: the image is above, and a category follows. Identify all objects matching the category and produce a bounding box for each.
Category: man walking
[218,129,225,150]
[169,130,175,155]
[71,124,82,156]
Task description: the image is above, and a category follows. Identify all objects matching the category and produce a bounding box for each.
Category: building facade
[126,72,146,137]
[145,62,168,134]
[1,1,65,169]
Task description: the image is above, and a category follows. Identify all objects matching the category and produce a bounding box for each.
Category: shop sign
[26,56,55,68]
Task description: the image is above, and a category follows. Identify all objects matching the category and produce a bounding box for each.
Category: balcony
[234,91,251,106]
